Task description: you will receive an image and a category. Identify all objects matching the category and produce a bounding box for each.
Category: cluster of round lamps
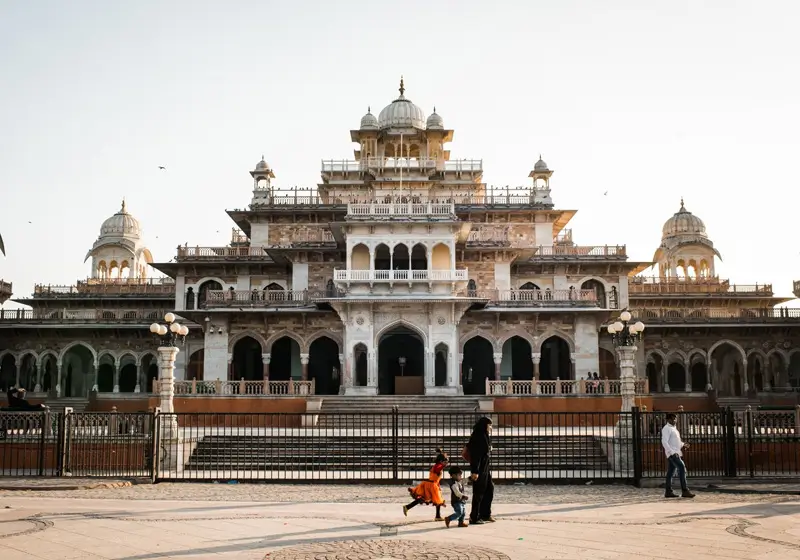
[149,312,189,338]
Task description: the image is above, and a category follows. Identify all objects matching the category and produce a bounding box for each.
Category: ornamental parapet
[334,269,468,283]
[346,202,455,220]
[321,157,483,174]
[487,378,649,396]
[176,246,271,261]
[472,289,599,307]
[532,245,627,259]
[203,289,327,309]
[33,278,175,297]
[629,277,773,295]
[0,308,172,323]
[633,307,800,322]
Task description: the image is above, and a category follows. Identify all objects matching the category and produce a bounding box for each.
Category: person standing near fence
[662,413,695,499]
[468,416,496,524]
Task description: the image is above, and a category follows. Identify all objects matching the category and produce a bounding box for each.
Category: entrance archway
[502,336,533,381]
[691,362,707,392]
[354,343,368,387]
[540,336,571,380]
[434,343,448,387]
[667,362,685,391]
[0,354,16,391]
[271,336,301,382]
[97,354,115,392]
[61,344,94,398]
[599,348,616,379]
[462,336,494,395]
[308,336,341,395]
[119,355,138,393]
[378,326,425,395]
[187,349,205,381]
[232,336,263,381]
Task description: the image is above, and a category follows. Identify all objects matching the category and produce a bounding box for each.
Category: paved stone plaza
[1,482,799,559]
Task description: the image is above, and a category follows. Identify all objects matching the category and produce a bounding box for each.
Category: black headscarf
[468,417,492,460]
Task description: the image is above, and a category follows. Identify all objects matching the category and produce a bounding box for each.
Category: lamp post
[149,312,188,440]
[606,309,645,437]
[398,356,406,377]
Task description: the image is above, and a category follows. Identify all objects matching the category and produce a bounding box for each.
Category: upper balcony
[176,245,272,262]
[0,308,171,323]
[202,289,320,309]
[466,226,510,248]
[629,277,773,296]
[474,288,601,308]
[334,269,468,283]
[794,280,800,299]
[346,201,455,220]
[321,157,483,175]
[531,245,627,260]
[32,278,175,298]
[634,307,800,323]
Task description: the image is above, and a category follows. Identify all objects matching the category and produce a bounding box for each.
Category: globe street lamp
[149,312,188,445]
[606,309,645,434]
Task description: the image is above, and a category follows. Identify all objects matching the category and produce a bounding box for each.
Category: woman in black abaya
[467,416,495,524]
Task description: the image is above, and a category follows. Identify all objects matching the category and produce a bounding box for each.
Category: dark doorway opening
[540,336,571,380]
[232,336,263,381]
[309,337,341,395]
[378,327,424,395]
[462,336,494,395]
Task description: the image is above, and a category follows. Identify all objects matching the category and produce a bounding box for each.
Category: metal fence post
[392,406,399,482]
[745,405,755,478]
[723,408,736,477]
[57,407,73,477]
[151,407,161,483]
[37,410,47,477]
[631,407,643,486]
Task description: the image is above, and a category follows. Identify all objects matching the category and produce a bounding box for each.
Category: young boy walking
[444,466,469,528]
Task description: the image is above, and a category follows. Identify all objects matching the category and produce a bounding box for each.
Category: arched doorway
[789,352,800,390]
[378,325,425,395]
[61,344,95,398]
[187,349,205,381]
[540,336,571,380]
[581,279,606,307]
[141,354,158,393]
[501,336,533,381]
[119,355,138,392]
[271,336,301,382]
[354,343,368,387]
[599,348,616,379]
[198,280,223,309]
[18,354,36,391]
[308,337,341,395]
[667,362,685,392]
[41,354,57,393]
[462,336,494,395]
[232,336,264,381]
[710,343,746,396]
[97,354,115,393]
[646,362,658,393]
[0,354,16,391]
[434,343,448,387]
[691,361,707,392]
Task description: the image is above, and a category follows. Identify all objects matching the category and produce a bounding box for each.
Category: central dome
[100,199,141,238]
[661,198,707,239]
[378,77,426,130]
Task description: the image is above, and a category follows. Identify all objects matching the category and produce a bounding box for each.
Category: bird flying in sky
[158,166,166,170]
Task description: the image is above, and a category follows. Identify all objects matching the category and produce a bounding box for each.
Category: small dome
[378,77,426,130]
[534,156,549,172]
[255,157,269,171]
[360,107,378,130]
[100,200,141,238]
[426,108,443,130]
[661,198,707,239]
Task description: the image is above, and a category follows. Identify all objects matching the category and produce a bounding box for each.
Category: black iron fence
[1,408,798,483]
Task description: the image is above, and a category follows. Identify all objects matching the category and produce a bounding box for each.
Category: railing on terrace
[533,245,627,258]
[170,379,315,396]
[347,202,455,218]
[235,190,557,208]
[34,278,175,297]
[487,379,649,396]
[321,157,483,173]
[203,290,325,308]
[334,269,469,282]
[482,289,599,307]
[176,246,271,260]
[635,307,800,322]
[0,308,171,322]
[230,228,249,245]
[629,276,773,295]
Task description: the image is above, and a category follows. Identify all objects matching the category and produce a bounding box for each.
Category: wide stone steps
[44,398,89,413]
[317,397,484,428]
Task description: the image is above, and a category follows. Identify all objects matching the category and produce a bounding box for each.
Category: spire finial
[399,75,405,97]
[121,197,127,213]
[367,106,371,113]
[680,196,685,210]
[433,105,436,113]
[539,153,542,160]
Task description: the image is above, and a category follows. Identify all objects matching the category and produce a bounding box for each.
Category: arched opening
[646,362,658,393]
[187,349,205,381]
[61,344,95,398]
[667,362,685,392]
[232,336,264,381]
[0,354,17,391]
[18,354,36,391]
[599,348,616,380]
[410,243,427,270]
[119,355,138,392]
[467,279,477,296]
[308,337,341,395]
[501,336,533,381]
[691,361,707,392]
[378,325,425,395]
[540,336,571,380]
[40,355,56,393]
[520,282,539,290]
[581,279,606,307]
[109,260,119,279]
[462,336,494,395]
[710,343,746,397]
[185,287,196,310]
[352,244,370,270]
[97,354,115,393]
[431,243,450,270]
[271,336,301,382]
[392,244,409,271]
[373,243,391,271]
[789,353,800,390]
[768,353,786,389]
[141,354,158,393]
[354,343,368,387]
[748,356,765,392]
[265,283,286,301]
[434,343,448,387]
[198,280,223,309]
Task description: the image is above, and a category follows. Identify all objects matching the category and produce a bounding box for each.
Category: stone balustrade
[334,269,469,282]
[34,278,175,297]
[176,246,271,261]
[630,276,773,295]
[0,308,171,322]
[533,245,627,259]
[347,202,455,219]
[634,307,800,322]
[203,290,321,308]
[170,379,315,396]
[486,378,649,396]
[321,157,483,173]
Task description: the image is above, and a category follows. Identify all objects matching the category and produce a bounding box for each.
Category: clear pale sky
[1,1,798,306]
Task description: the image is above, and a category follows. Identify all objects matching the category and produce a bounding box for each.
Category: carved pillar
[493,353,502,381]
[14,355,20,386]
[784,362,791,390]
[134,360,142,393]
[458,353,464,387]
[113,359,120,393]
[55,360,63,398]
[662,361,669,392]
[227,353,233,381]
[684,362,691,392]
[34,361,43,392]
[532,353,541,381]
[742,358,749,393]
[570,357,576,380]
[707,358,715,391]
[92,358,99,393]
[300,353,309,381]
[262,353,271,381]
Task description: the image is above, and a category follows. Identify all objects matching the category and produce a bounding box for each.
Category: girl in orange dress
[403,448,448,521]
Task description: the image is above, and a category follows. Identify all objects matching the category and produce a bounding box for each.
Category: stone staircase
[43,398,89,413]
[716,397,760,412]
[315,396,485,428]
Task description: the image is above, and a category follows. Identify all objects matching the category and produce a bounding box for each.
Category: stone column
[661,361,669,392]
[56,360,63,398]
[92,358,99,392]
[113,360,121,393]
[300,353,309,381]
[262,353,270,381]
[784,363,792,390]
[684,362,691,393]
[493,353,502,381]
[613,345,638,472]
[532,353,541,394]
[34,362,43,392]
[425,349,434,388]
[707,358,715,391]
[157,345,181,471]
[742,358,749,393]
[570,357,576,380]
[134,360,142,394]
[14,356,20,386]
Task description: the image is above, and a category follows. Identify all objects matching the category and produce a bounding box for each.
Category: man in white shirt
[661,413,695,498]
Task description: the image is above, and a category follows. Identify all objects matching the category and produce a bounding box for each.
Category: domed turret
[534,156,549,172]
[100,199,141,239]
[426,107,443,130]
[360,107,379,130]
[255,157,269,171]
[378,77,426,130]
[661,198,707,239]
